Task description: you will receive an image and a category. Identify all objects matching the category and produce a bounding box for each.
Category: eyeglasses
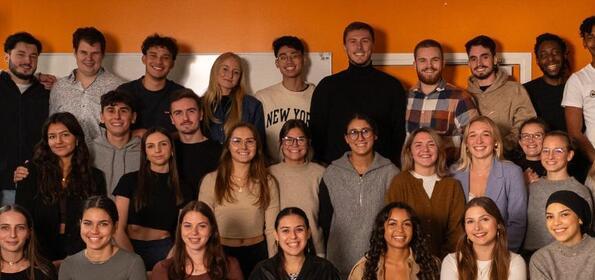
[230,137,256,148]
[281,136,307,146]
[541,147,566,157]
[346,128,373,140]
[520,133,544,142]
[276,53,302,63]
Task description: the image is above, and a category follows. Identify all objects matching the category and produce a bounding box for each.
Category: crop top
[113,171,182,234]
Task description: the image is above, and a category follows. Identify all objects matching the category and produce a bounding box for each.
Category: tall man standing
[255,36,314,163]
[50,27,124,144]
[310,21,407,165]
[562,16,595,190]
[465,35,536,153]
[118,34,184,134]
[0,32,48,205]
[407,39,478,160]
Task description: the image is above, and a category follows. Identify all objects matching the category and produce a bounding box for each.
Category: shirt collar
[411,78,447,94]
[67,67,105,83]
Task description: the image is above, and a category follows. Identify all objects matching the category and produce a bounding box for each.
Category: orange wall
[2,0,594,88]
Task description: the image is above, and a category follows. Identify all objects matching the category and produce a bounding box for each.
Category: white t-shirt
[561,64,595,147]
[410,170,439,198]
[254,82,315,162]
[440,252,526,280]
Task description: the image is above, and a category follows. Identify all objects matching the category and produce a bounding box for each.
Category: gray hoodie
[89,131,141,198]
[323,152,399,279]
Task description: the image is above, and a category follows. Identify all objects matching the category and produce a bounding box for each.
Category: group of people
[0,14,594,280]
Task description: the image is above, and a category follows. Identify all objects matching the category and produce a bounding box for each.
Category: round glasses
[281,136,307,146]
[346,128,373,140]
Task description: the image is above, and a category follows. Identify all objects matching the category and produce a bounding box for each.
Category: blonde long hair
[202,52,248,137]
[456,116,504,171]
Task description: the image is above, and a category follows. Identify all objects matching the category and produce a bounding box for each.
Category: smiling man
[50,27,124,144]
[117,34,184,134]
[465,35,536,153]
[310,21,407,165]
[524,33,569,132]
[255,36,314,162]
[0,32,48,205]
[407,39,478,161]
[89,90,141,197]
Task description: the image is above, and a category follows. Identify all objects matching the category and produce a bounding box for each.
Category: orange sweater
[385,171,465,258]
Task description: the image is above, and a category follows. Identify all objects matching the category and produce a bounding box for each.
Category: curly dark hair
[32,112,98,204]
[362,202,440,280]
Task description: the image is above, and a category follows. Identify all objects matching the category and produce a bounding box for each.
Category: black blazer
[15,164,106,260]
[249,254,340,280]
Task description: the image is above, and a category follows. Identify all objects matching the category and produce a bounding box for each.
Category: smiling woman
[249,207,340,280]
[151,201,243,280]
[529,191,595,279]
[452,116,527,251]
[385,127,465,258]
[348,202,440,280]
[15,112,107,262]
[318,113,399,278]
[0,205,57,280]
[201,52,265,145]
[440,197,526,280]
[199,122,279,277]
[58,196,145,280]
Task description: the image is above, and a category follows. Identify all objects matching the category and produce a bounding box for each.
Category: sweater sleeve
[150,259,170,280]
[439,253,459,280]
[198,172,217,208]
[309,78,330,163]
[384,174,402,203]
[445,180,466,255]
[508,253,527,280]
[129,253,148,280]
[15,166,37,215]
[318,179,333,248]
[505,164,528,252]
[57,257,73,280]
[529,252,552,280]
[265,177,280,257]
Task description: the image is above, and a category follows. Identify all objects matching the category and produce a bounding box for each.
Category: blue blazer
[452,158,527,251]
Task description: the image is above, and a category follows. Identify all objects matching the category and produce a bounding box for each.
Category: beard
[8,60,35,81]
[417,68,441,85]
[472,65,495,80]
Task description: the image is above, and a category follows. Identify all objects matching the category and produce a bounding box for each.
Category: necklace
[1,255,24,266]
[230,175,248,193]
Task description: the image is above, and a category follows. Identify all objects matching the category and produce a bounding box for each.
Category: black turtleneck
[310,63,406,165]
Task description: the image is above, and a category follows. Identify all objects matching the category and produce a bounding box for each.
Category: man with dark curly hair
[117,33,184,134]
